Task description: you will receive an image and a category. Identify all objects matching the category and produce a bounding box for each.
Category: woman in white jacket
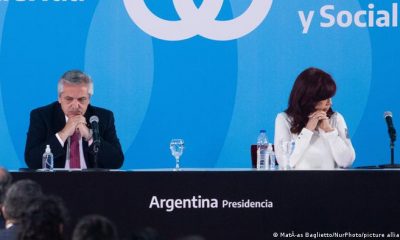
[274,67,355,170]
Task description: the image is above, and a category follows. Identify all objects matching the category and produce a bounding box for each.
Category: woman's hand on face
[306,111,327,131]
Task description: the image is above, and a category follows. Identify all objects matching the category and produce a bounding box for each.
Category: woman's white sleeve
[289,128,313,168]
[320,114,356,167]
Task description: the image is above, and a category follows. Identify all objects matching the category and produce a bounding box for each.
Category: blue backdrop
[0,0,398,170]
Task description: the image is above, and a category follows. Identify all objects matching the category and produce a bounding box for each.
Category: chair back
[250,144,276,168]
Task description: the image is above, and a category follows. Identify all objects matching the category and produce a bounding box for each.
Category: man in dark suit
[24,70,124,169]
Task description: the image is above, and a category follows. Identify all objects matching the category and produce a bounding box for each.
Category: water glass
[170,139,184,170]
[279,140,295,170]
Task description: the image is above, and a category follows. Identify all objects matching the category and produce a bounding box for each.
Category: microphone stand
[93,144,99,169]
[84,142,108,172]
[84,118,108,171]
[379,139,400,168]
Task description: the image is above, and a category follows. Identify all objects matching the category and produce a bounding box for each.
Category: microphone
[384,111,396,142]
[89,115,101,151]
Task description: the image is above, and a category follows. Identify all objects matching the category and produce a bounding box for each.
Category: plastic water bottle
[256,130,268,170]
[42,145,54,171]
[267,143,276,170]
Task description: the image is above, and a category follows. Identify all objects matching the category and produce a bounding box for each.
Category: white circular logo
[123,0,273,41]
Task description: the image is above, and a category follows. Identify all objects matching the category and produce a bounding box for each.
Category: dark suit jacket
[0,224,20,240]
[24,102,124,169]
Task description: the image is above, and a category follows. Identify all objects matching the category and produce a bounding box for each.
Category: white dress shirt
[274,112,356,170]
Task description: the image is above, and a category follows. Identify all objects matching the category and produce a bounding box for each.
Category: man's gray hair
[0,167,12,204]
[58,70,94,97]
[3,179,43,222]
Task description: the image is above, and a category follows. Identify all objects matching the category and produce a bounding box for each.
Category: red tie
[70,131,81,168]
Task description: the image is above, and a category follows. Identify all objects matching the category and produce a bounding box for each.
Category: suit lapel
[54,102,66,133]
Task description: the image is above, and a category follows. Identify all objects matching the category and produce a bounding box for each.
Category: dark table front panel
[11,170,400,240]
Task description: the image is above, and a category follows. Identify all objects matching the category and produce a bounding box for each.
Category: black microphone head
[90,115,99,124]
[384,111,394,126]
[384,111,393,119]
[384,111,396,142]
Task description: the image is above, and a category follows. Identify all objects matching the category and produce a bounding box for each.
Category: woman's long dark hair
[285,67,336,134]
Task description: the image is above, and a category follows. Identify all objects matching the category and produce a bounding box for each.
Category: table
[11,169,400,240]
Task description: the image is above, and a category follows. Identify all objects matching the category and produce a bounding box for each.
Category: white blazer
[274,112,356,170]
